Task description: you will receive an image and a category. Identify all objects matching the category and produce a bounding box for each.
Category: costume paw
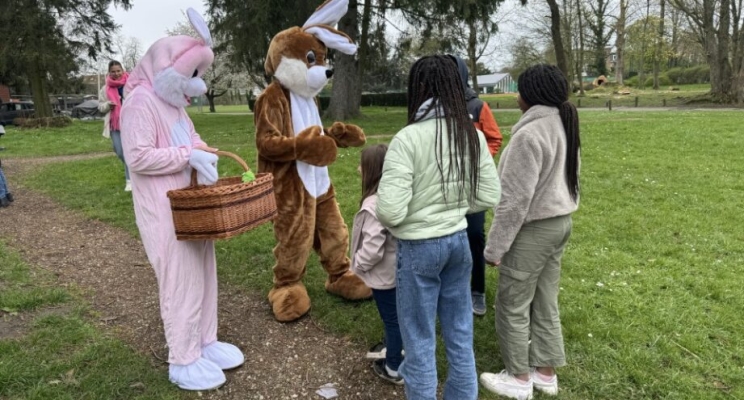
[268,283,311,322]
[202,341,245,370]
[296,125,337,166]
[326,270,372,300]
[169,357,226,391]
[327,122,366,148]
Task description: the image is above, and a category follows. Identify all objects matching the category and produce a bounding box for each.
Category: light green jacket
[376,118,501,240]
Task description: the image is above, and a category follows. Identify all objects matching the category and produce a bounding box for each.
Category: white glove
[189,149,218,185]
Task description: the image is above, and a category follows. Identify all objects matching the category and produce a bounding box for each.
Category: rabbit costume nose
[325,69,334,78]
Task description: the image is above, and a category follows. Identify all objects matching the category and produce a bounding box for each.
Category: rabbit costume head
[264,0,357,99]
[126,8,214,107]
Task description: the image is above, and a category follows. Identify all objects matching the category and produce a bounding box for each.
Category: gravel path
[0,155,406,399]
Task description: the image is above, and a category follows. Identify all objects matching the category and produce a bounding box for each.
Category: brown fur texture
[255,29,371,322]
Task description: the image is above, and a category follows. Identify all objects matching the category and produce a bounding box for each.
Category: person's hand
[194,144,219,153]
[486,259,501,267]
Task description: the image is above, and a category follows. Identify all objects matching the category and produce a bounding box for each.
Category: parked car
[0,101,35,125]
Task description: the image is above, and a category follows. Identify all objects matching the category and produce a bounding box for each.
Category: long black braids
[406,55,481,205]
[517,64,581,202]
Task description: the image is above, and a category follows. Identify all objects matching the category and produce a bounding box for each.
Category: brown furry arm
[325,122,366,148]
[296,126,337,166]
[254,93,298,162]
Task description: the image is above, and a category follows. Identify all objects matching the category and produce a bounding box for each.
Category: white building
[471,73,516,93]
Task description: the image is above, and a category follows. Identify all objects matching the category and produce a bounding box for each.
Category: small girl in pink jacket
[350,144,403,385]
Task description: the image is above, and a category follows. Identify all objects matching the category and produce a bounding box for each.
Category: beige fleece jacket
[484,105,580,262]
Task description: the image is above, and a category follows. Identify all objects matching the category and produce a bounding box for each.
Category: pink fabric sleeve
[121,105,191,175]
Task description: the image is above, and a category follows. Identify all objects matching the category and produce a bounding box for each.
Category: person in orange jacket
[451,55,503,316]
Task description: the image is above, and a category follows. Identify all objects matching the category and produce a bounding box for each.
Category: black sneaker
[0,197,9,207]
[6,193,12,202]
[372,359,404,385]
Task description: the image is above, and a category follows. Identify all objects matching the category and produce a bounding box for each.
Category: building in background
[472,73,517,94]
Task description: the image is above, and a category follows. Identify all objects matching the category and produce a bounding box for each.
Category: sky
[105,0,531,77]
[107,0,207,53]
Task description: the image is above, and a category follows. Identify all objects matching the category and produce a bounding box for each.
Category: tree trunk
[468,19,479,93]
[638,0,651,89]
[207,91,216,113]
[653,0,666,89]
[28,59,53,118]
[713,0,733,101]
[546,0,570,78]
[358,0,372,82]
[615,0,627,85]
[576,0,586,95]
[325,0,361,120]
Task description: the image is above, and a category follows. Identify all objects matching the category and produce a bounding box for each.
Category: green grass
[15,108,744,399]
[0,121,112,159]
[0,243,184,399]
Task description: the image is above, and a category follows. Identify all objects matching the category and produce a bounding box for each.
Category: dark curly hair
[518,64,581,202]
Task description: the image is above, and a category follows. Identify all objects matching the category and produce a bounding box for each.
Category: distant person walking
[0,158,14,208]
[98,60,131,191]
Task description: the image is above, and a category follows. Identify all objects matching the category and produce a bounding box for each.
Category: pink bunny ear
[187,7,213,47]
[303,0,348,28]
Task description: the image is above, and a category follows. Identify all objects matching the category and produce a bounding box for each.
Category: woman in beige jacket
[98,60,130,191]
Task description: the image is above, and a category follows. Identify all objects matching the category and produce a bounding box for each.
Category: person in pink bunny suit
[120,8,243,391]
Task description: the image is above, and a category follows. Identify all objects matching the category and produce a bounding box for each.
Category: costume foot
[325,270,372,300]
[202,341,245,370]
[268,283,311,322]
[169,357,226,391]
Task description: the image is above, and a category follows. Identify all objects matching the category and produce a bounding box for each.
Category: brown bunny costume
[253,0,371,322]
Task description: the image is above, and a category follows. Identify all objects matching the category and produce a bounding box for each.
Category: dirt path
[0,155,405,400]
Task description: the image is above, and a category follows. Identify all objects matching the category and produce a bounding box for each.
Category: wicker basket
[166,151,277,241]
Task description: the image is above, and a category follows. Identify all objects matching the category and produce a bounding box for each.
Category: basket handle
[190,150,251,187]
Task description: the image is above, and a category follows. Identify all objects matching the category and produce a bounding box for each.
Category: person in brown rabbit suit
[254,0,372,322]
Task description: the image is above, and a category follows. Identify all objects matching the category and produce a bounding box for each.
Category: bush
[13,116,73,129]
[662,65,710,84]
[644,74,672,87]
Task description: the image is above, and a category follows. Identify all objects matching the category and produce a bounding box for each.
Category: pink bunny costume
[120,9,243,391]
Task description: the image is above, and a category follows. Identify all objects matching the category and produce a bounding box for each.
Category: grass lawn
[8,107,744,399]
[482,83,732,110]
[0,242,183,400]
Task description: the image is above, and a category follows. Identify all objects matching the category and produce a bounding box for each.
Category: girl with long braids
[376,55,500,399]
[480,64,581,399]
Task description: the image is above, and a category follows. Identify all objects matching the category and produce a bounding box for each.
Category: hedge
[248,92,407,111]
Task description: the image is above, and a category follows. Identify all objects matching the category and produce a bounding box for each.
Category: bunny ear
[187,7,213,47]
[304,26,357,55]
[303,0,349,28]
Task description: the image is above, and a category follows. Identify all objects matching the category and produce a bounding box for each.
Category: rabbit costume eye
[307,51,316,64]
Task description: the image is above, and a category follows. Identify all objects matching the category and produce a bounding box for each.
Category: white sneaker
[124,180,132,192]
[169,357,226,391]
[202,341,245,370]
[531,368,558,395]
[480,370,533,400]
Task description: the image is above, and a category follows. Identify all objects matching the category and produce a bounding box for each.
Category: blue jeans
[397,230,477,400]
[372,288,403,371]
[110,130,130,180]
[466,211,486,294]
[0,166,7,199]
